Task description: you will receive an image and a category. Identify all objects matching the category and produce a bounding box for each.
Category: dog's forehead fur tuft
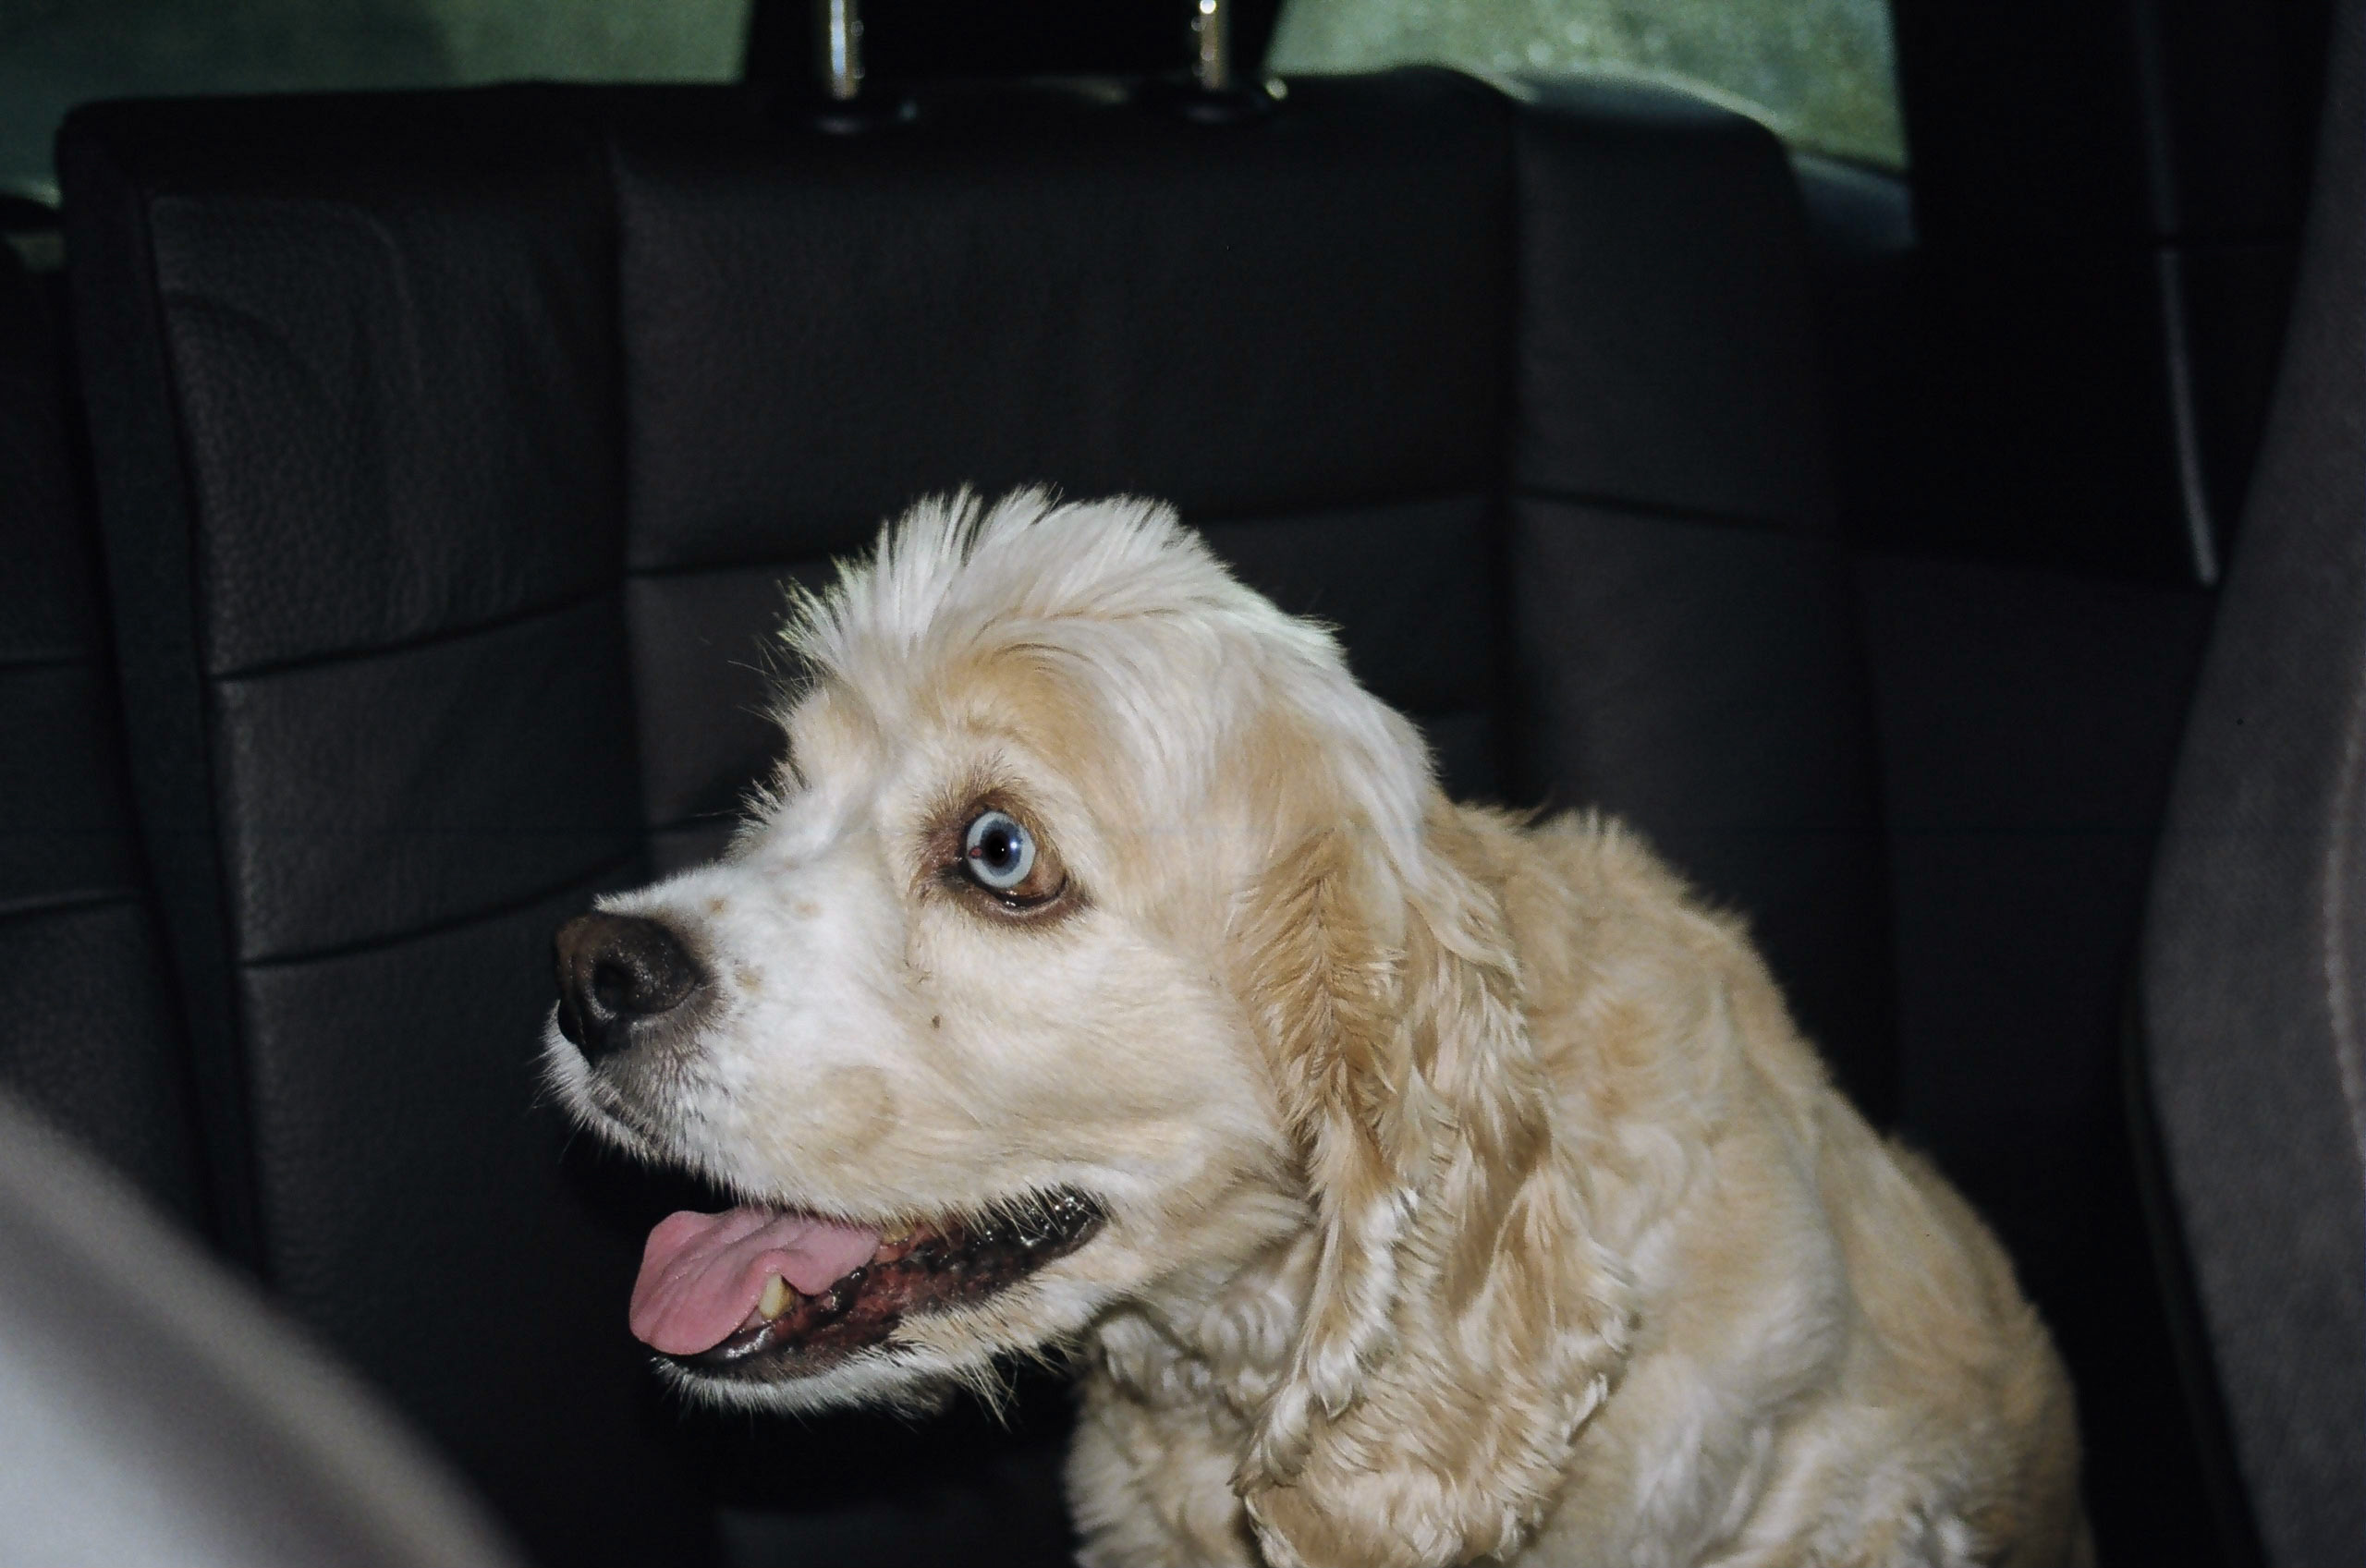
[775,490,1438,879]
[786,490,1282,687]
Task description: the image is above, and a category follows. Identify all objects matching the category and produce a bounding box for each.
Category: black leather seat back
[60,73,1885,1562]
[62,87,711,1568]
[0,241,206,1230]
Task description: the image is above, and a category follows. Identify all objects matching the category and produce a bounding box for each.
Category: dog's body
[548,493,2083,1568]
[1069,806,2082,1568]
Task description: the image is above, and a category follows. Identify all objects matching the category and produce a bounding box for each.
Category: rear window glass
[1269,0,1908,168]
[0,0,751,205]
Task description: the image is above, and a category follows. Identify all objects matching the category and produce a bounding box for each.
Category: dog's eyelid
[939,863,1071,909]
[913,796,1078,918]
[921,779,1035,852]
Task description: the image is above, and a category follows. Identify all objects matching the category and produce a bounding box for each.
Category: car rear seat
[52,71,1889,1564]
[0,239,208,1234]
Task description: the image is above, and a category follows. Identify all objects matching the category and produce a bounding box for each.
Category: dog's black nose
[554,913,704,1064]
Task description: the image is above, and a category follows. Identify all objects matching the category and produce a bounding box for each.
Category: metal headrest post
[805,0,915,133]
[1150,0,1285,123]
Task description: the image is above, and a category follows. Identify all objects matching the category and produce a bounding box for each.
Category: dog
[546,491,2085,1568]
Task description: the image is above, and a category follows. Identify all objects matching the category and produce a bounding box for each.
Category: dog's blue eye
[962,810,1036,893]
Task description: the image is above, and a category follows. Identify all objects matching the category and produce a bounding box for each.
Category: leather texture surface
[0,662,144,917]
[0,904,203,1227]
[627,561,835,862]
[1514,78,1836,534]
[58,73,1888,1567]
[213,595,641,963]
[2138,0,2366,1559]
[130,91,622,678]
[614,74,1513,568]
[0,256,91,667]
[0,244,205,1227]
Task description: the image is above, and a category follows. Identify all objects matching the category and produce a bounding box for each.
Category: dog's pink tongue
[629,1208,883,1355]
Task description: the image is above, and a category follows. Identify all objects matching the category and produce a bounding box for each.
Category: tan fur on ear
[1231,826,1420,1477]
[1234,810,1634,1568]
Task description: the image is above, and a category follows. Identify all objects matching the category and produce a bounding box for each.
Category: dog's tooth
[880,1222,913,1246]
[758,1274,791,1321]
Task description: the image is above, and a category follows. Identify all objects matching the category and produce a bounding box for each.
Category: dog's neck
[1092,1228,1317,1422]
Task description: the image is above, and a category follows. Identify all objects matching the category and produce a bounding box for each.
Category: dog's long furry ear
[1233,810,1633,1568]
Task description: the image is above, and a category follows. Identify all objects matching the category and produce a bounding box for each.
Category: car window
[0,0,752,205]
[1268,0,1907,168]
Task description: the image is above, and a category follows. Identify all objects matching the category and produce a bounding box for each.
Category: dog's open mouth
[629,1187,1105,1380]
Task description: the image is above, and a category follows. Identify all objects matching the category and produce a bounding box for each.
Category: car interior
[0,0,2357,1564]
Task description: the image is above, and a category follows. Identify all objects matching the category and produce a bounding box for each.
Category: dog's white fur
[548,492,2084,1568]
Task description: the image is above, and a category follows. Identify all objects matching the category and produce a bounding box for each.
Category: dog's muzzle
[553,912,708,1064]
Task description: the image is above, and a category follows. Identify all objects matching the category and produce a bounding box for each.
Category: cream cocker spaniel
[546,492,2085,1568]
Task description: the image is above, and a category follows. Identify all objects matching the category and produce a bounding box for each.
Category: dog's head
[546,492,1629,1565]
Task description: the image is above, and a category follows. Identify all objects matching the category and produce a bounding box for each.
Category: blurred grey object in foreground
[0,1091,522,1568]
